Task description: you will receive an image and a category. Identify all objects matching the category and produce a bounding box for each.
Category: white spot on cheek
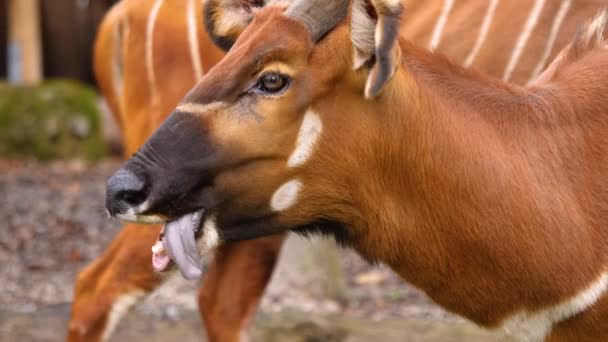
[270,180,302,212]
[287,110,323,168]
[197,215,221,254]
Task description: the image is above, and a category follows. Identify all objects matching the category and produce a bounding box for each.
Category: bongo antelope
[72,0,607,340]
[107,0,608,340]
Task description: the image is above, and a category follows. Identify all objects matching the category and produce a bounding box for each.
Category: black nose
[106,169,149,216]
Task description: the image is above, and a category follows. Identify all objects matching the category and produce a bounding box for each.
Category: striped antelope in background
[106,0,608,339]
[407,0,607,83]
[70,0,608,341]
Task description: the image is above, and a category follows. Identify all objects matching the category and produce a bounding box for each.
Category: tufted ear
[204,0,294,51]
[350,0,403,99]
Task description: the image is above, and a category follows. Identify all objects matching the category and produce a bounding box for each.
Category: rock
[0,80,106,160]
[70,115,91,138]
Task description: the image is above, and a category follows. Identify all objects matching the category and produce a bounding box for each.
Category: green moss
[0,80,106,160]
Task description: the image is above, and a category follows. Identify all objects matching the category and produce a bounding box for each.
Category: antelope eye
[255,72,290,94]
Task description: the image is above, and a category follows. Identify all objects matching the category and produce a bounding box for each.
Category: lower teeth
[151,240,164,254]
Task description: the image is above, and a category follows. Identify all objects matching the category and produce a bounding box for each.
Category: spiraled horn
[285,0,351,42]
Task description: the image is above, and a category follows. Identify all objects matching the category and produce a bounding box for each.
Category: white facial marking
[111,18,126,103]
[287,110,323,168]
[529,0,571,82]
[464,0,500,67]
[116,213,166,224]
[134,199,150,214]
[187,0,204,80]
[145,0,165,103]
[197,215,221,254]
[271,180,302,212]
[498,271,608,341]
[428,0,455,51]
[503,0,546,81]
[176,101,226,116]
[102,290,146,341]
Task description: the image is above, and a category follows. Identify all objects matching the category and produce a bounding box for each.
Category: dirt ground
[0,159,505,341]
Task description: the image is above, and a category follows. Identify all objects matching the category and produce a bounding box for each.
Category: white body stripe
[187,0,204,80]
[145,0,165,103]
[288,110,323,168]
[102,290,146,341]
[428,0,455,51]
[498,271,608,341]
[464,0,500,67]
[111,19,126,104]
[529,0,571,82]
[503,0,546,81]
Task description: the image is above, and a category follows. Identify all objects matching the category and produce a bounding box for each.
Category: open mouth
[150,209,207,280]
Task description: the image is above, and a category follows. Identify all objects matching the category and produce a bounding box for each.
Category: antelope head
[106,0,404,279]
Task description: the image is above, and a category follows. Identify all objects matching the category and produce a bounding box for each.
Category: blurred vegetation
[0,80,106,160]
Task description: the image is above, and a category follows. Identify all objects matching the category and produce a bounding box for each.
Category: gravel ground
[0,158,501,340]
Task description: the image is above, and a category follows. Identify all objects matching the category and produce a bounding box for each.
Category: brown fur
[74,0,608,341]
[124,3,608,340]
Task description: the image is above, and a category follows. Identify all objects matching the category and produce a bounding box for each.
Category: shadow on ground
[0,304,504,342]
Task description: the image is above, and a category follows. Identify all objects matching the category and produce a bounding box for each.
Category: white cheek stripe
[428,0,455,51]
[117,212,166,224]
[287,110,323,168]
[102,290,146,341]
[198,215,221,254]
[464,0,499,67]
[186,0,204,80]
[271,180,302,212]
[176,101,226,115]
[498,271,608,341]
[502,0,546,81]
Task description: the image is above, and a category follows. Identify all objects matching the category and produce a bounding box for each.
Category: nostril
[107,169,150,214]
[117,188,149,207]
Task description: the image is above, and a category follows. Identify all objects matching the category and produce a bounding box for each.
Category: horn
[285,0,351,41]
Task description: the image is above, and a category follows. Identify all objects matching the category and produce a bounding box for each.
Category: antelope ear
[350,0,403,99]
[204,0,294,51]
[204,0,256,51]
